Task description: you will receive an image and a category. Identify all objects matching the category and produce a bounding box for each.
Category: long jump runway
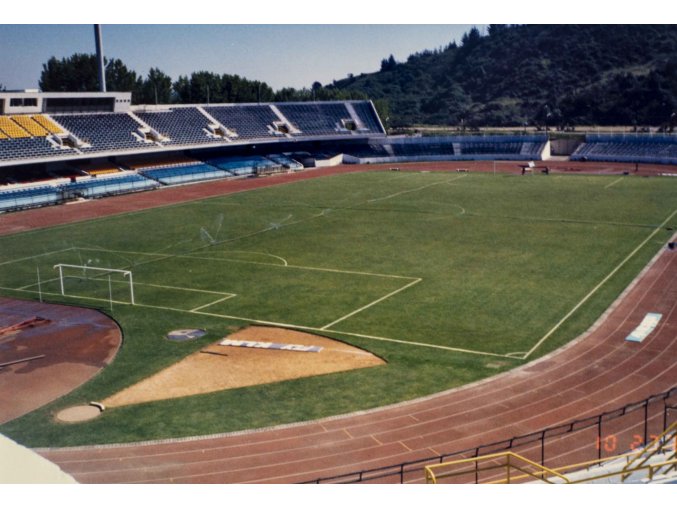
[1,163,675,483]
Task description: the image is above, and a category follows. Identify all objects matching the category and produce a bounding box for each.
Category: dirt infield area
[102,326,384,408]
[0,297,121,424]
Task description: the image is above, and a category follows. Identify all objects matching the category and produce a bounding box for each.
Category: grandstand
[572,134,677,165]
[1,90,675,219]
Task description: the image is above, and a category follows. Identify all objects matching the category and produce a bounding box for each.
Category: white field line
[190,294,237,313]
[181,254,417,280]
[2,286,515,359]
[0,247,74,267]
[523,206,677,359]
[321,278,422,330]
[605,177,625,189]
[18,276,60,290]
[367,174,467,203]
[219,250,289,266]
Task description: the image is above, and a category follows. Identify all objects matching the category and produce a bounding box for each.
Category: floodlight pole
[94,24,107,92]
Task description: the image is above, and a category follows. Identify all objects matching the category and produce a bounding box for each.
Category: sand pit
[102,326,384,407]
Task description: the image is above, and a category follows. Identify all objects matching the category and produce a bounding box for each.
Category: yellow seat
[32,115,64,135]
[0,117,30,138]
[11,115,50,137]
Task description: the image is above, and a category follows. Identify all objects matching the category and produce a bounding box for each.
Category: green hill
[327,25,677,129]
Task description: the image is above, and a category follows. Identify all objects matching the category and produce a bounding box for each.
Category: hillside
[327,25,677,129]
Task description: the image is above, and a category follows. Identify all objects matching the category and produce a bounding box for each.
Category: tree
[39,53,142,99]
[461,27,482,48]
[172,75,191,103]
[39,54,99,92]
[140,68,172,104]
[106,58,142,97]
[380,55,397,72]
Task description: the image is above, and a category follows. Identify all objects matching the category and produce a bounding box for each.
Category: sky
[2,0,666,94]
[0,24,482,92]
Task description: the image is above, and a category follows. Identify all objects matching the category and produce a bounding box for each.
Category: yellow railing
[621,421,677,481]
[425,452,570,484]
[425,423,677,484]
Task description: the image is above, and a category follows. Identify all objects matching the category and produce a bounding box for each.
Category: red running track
[1,161,674,483]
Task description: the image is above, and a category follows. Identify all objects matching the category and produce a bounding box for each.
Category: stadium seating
[350,102,384,132]
[54,113,147,152]
[276,103,353,136]
[266,154,304,170]
[32,115,64,134]
[0,117,31,138]
[571,134,677,164]
[199,155,281,176]
[0,185,61,212]
[204,105,281,139]
[10,116,50,137]
[345,135,547,163]
[141,163,230,185]
[60,174,159,198]
[0,137,67,161]
[136,108,221,145]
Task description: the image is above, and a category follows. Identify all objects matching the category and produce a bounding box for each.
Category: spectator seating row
[266,154,304,170]
[0,101,385,163]
[56,113,148,153]
[571,135,677,164]
[204,105,282,140]
[61,174,159,199]
[141,163,230,185]
[0,185,61,212]
[136,108,218,145]
[0,137,69,161]
[200,155,281,176]
[344,136,547,163]
[276,103,353,136]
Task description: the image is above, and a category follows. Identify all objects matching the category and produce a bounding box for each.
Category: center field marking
[321,278,422,330]
[605,177,625,189]
[523,206,677,359]
[367,174,467,203]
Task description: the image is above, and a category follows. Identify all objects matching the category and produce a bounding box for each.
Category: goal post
[53,263,135,305]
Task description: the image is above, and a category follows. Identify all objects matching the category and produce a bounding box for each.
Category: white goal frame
[53,263,135,305]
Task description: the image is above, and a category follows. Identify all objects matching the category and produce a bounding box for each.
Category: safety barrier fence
[302,386,677,484]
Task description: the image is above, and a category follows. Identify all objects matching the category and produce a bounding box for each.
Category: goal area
[53,263,135,305]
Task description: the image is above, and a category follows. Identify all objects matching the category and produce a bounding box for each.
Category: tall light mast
[94,24,106,92]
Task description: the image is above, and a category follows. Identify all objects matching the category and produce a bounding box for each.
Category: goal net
[53,263,135,305]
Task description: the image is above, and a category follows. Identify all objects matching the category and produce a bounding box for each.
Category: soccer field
[1,170,676,445]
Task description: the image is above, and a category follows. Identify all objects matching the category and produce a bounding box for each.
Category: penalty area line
[605,177,625,189]
[0,286,517,359]
[321,278,422,330]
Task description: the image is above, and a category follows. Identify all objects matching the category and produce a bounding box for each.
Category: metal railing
[302,386,677,484]
[423,423,677,484]
[425,452,571,484]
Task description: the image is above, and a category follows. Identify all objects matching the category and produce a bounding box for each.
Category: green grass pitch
[1,170,675,446]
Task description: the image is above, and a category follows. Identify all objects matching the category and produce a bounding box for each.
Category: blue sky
[1,1,664,93]
[0,24,483,92]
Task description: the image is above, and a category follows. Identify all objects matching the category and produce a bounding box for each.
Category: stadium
[0,23,676,488]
